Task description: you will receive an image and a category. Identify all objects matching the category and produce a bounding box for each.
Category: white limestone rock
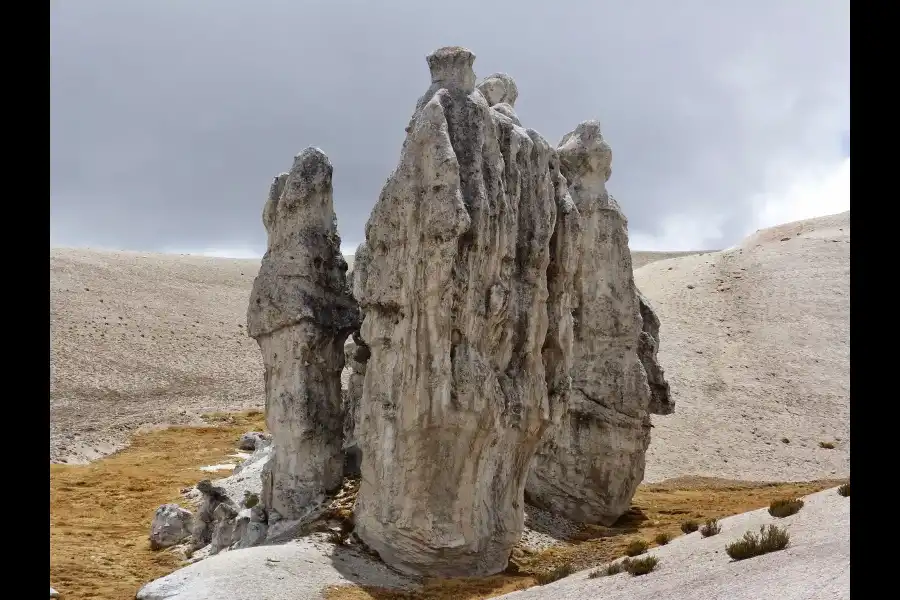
[352,46,579,577]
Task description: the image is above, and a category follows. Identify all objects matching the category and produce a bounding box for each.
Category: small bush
[654,531,672,545]
[768,498,804,518]
[588,561,624,578]
[535,563,575,585]
[623,555,659,576]
[681,520,699,534]
[725,524,790,560]
[700,519,721,538]
[837,483,850,497]
[819,441,836,449]
[624,539,649,557]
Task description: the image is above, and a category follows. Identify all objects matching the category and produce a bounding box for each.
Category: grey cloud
[50,0,849,253]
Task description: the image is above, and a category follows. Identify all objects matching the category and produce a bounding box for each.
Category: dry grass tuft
[768,498,804,518]
[624,539,649,557]
[700,519,722,538]
[837,482,850,497]
[623,555,659,576]
[534,563,575,585]
[725,525,790,561]
[654,531,673,545]
[681,519,699,534]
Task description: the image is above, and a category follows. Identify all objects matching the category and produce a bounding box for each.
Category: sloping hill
[635,211,850,483]
[494,486,849,600]
[50,249,264,463]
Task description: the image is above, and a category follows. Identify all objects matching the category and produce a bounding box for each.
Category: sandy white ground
[637,212,850,483]
[495,486,849,600]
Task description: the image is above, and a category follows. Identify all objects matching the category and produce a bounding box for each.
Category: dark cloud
[50,0,849,254]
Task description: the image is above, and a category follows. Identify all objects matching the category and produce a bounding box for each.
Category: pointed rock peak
[426,46,476,92]
[287,146,333,195]
[558,120,613,184]
[477,72,518,107]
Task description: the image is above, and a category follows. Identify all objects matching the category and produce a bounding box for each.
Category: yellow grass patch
[50,410,841,600]
[49,410,265,600]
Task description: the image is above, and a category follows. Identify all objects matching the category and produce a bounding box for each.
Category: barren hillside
[50,212,847,480]
[637,211,850,482]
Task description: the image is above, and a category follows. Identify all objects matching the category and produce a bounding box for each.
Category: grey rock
[237,431,270,451]
[247,147,360,520]
[353,46,578,577]
[210,502,240,554]
[638,292,673,415]
[191,480,236,549]
[526,120,669,525]
[149,503,193,550]
[50,587,59,598]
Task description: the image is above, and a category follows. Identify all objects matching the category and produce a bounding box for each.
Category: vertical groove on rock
[247,148,360,522]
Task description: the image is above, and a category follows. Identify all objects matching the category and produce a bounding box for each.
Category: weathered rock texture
[341,331,368,478]
[149,504,193,550]
[638,292,673,415]
[525,121,673,525]
[352,46,580,577]
[247,148,360,521]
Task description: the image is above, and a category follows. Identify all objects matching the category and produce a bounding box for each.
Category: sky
[50,0,849,257]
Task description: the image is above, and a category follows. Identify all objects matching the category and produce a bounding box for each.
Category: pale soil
[50,248,696,464]
[636,211,850,483]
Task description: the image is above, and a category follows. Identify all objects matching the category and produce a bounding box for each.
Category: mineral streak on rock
[526,120,670,525]
[247,147,360,521]
[352,46,578,577]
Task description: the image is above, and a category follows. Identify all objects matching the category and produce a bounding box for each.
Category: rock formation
[247,147,360,522]
[638,292,673,415]
[149,504,193,550]
[525,121,673,525]
[341,331,368,479]
[352,46,580,577]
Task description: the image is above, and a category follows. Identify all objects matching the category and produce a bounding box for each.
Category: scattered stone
[247,147,360,520]
[50,587,59,598]
[149,503,193,550]
[780,237,791,242]
[687,284,695,289]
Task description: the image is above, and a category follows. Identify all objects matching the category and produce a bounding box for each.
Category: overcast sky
[50,0,849,256]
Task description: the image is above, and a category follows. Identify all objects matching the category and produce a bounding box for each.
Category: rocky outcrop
[526,120,672,526]
[352,46,579,577]
[191,480,237,549]
[638,292,673,415]
[341,331,368,479]
[149,504,193,550]
[247,148,360,521]
[237,431,270,452]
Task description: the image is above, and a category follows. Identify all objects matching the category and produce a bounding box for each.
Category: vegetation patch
[623,555,659,576]
[654,531,672,545]
[768,498,804,518]
[534,563,575,585]
[700,519,721,538]
[624,539,649,557]
[725,525,790,561]
[837,483,850,497]
[680,519,699,534]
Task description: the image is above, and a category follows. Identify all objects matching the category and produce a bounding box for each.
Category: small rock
[149,504,193,550]
[50,588,60,598]
[237,431,270,451]
[780,237,791,242]
[686,284,695,289]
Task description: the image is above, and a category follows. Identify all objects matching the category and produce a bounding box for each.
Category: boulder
[352,46,579,577]
[149,503,193,550]
[247,147,361,521]
[526,120,672,525]
[190,480,237,549]
[237,431,270,452]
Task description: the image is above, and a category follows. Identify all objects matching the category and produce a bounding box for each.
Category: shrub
[654,531,672,545]
[768,498,804,518]
[700,519,721,538]
[837,483,850,497]
[624,539,649,557]
[681,520,699,534]
[588,561,623,578]
[535,563,575,585]
[725,525,790,560]
[623,555,659,576]
[819,441,836,449]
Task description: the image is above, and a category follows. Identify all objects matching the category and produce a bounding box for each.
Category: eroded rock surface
[638,292,673,415]
[247,148,360,521]
[149,503,193,550]
[341,331,368,478]
[352,46,579,577]
[526,120,672,525]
